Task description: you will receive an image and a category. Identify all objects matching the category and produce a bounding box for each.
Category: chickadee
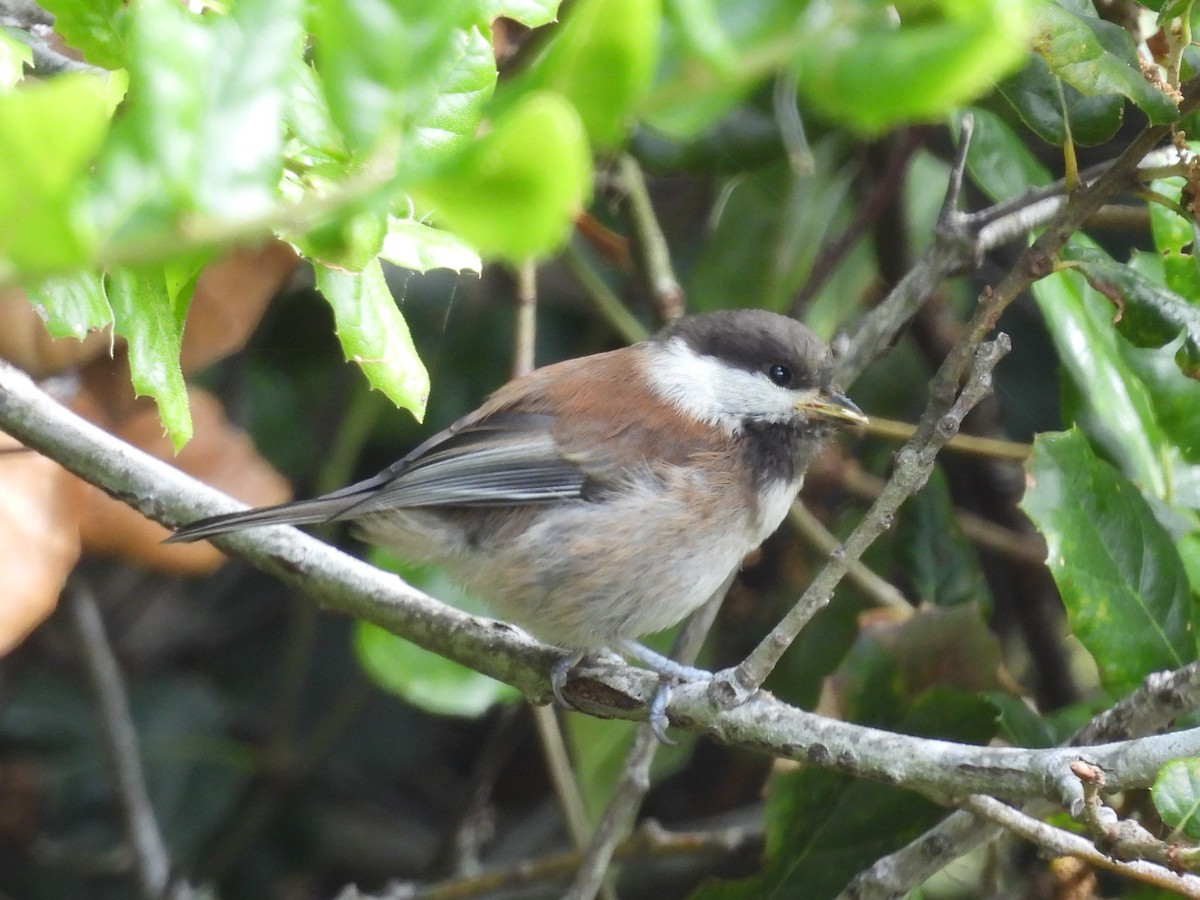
[168,309,865,724]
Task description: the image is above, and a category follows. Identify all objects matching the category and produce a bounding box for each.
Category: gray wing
[330,411,589,518]
[166,411,590,543]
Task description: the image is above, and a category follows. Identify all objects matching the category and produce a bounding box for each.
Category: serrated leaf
[0,30,32,89]
[1069,248,1200,380]
[0,72,121,274]
[1021,430,1193,695]
[107,267,193,450]
[91,0,302,239]
[413,91,591,261]
[315,259,430,420]
[1031,2,1178,124]
[1153,758,1200,839]
[381,218,481,274]
[310,0,474,152]
[39,0,129,69]
[412,25,496,164]
[25,271,112,339]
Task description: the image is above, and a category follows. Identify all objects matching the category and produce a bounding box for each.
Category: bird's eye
[767,363,791,386]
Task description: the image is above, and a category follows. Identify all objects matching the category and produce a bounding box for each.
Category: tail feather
[165,495,362,544]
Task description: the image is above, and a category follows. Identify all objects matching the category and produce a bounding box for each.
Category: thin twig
[961,795,1200,898]
[562,242,650,343]
[787,503,911,614]
[66,582,182,900]
[617,154,685,323]
[864,415,1030,460]
[790,129,926,315]
[512,261,538,378]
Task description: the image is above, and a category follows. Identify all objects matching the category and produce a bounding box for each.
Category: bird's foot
[549,650,586,709]
[618,639,713,744]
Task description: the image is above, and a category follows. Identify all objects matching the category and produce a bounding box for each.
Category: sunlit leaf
[510,0,660,148]
[0,72,122,273]
[794,0,1033,133]
[39,0,129,69]
[413,91,591,260]
[0,31,32,89]
[25,271,111,339]
[315,259,430,420]
[381,218,482,274]
[310,0,473,152]
[107,267,194,450]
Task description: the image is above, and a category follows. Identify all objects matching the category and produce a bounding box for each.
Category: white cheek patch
[645,337,802,432]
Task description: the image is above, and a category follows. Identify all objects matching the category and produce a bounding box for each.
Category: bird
[168,309,866,734]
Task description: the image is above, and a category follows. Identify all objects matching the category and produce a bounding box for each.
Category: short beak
[797,389,868,427]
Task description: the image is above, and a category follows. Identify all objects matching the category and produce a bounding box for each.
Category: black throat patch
[740,419,819,487]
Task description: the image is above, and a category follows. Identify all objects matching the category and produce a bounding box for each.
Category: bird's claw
[648,680,677,746]
[550,651,585,709]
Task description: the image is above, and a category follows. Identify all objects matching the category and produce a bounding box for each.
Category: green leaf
[1030,2,1179,125]
[0,71,122,275]
[91,0,303,239]
[315,259,430,420]
[1021,430,1193,695]
[380,218,482,274]
[1148,176,1200,303]
[25,271,112,339]
[296,207,388,271]
[511,0,660,148]
[895,467,991,610]
[485,0,562,27]
[354,619,516,717]
[793,0,1033,134]
[413,91,592,261]
[1069,248,1200,380]
[309,0,474,152]
[997,54,1124,146]
[1032,261,1169,498]
[355,553,519,716]
[412,25,496,164]
[39,0,130,69]
[107,267,193,450]
[1153,758,1200,839]
[0,30,32,89]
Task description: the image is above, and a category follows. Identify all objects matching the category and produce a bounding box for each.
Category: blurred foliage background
[2,0,1200,897]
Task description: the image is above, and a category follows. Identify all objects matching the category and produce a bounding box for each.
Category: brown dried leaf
[78,386,292,575]
[0,432,85,654]
[181,241,300,374]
